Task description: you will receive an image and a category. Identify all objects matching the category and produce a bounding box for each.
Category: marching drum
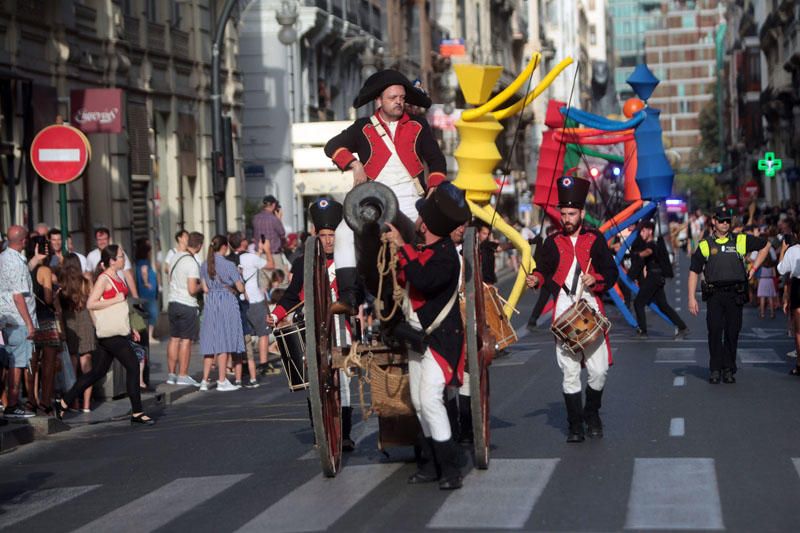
[274,321,308,391]
[551,299,610,356]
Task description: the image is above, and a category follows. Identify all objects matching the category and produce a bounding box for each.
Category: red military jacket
[530,227,618,297]
[324,111,446,189]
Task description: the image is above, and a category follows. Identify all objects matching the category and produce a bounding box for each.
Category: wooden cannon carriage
[300,225,501,477]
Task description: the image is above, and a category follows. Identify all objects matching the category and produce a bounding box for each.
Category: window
[171,3,181,28]
[145,0,157,22]
[590,24,596,45]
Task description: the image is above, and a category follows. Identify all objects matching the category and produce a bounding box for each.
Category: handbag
[91,274,131,338]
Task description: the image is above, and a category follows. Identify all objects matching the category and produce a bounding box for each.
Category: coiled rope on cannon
[373,234,405,322]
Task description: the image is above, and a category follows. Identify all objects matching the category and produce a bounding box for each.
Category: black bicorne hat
[352,69,432,109]
[557,176,591,209]
[309,198,343,231]
[415,182,472,237]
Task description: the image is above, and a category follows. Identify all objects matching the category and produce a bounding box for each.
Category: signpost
[30,122,91,253]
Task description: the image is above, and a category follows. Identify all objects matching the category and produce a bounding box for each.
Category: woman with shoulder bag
[55,244,155,425]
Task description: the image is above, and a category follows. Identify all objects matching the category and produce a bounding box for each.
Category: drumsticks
[574,258,593,301]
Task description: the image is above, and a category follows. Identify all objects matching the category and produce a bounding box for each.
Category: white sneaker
[176,375,200,387]
[217,379,239,392]
[199,380,210,391]
[787,350,797,358]
[166,373,177,385]
[246,379,260,389]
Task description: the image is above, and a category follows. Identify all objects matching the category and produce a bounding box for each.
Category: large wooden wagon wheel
[304,236,342,477]
[463,226,494,469]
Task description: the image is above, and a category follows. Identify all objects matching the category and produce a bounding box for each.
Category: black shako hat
[557,176,591,209]
[352,69,432,109]
[713,205,734,221]
[309,198,343,231]
[415,182,472,237]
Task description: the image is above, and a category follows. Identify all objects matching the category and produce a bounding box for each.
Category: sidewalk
[0,339,206,453]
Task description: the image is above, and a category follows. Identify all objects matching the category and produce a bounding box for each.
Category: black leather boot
[584,387,604,438]
[563,392,585,443]
[433,439,463,490]
[408,434,440,484]
[330,267,361,316]
[341,406,355,452]
[458,394,474,444]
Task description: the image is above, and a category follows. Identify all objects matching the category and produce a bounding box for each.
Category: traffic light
[603,162,623,180]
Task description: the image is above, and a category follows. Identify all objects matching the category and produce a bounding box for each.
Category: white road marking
[792,458,800,478]
[38,148,81,162]
[738,348,783,364]
[72,475,249,533]
[673,376,686,387]
[655,347,696,363]
[0,485,100,530]
[236,464,401,532]
[669,418,685,437]
[428,458,559,530]
[625,458,723,530]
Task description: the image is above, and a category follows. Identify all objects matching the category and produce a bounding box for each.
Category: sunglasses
[716,219,731,224]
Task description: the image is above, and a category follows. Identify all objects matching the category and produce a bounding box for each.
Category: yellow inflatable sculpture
[452,54,573,317]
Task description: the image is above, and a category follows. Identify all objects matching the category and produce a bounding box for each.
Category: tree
[673,172,722,210]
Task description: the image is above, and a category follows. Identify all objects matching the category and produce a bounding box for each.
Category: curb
[0,384,200,453]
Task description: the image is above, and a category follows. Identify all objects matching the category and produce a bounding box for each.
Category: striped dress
[199,255,245,355]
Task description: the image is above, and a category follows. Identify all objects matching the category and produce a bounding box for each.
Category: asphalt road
[2,254,799,533]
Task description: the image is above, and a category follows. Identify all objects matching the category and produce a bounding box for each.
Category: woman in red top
[55,244,154,425]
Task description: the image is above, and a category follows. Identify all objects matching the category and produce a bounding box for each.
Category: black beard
[563,221,582,235]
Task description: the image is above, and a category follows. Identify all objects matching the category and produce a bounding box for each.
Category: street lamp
[276,1,298,46]
[276,0,299,231]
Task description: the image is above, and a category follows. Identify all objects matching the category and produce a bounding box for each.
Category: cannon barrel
[343,181,416,297]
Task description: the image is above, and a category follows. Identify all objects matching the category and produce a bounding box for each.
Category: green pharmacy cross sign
[758,152,783,178]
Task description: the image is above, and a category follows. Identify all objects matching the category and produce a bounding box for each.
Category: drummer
[267,198,357,452]
[384,182,471,490]
[525,175,618,443]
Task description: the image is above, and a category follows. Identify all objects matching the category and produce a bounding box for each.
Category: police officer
[687,206,771,384]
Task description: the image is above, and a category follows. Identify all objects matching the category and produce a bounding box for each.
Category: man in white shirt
[0,226,38,419]
[165,231,204,386]
[163,229,189,274]
[240,239,271,375]
[86,227,139,297]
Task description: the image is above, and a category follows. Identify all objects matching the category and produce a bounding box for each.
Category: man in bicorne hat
[267,198,357,452]
[384,182,471,490]
[324,69,447,315]
[525,176,618,443]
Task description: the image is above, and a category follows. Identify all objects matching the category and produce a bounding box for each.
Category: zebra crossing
[3,455,799,532]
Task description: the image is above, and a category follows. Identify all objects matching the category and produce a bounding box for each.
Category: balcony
[172,28,189,58]
[148,22,166,53]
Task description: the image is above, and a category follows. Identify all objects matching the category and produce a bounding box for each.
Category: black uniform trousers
[633,274,687,333]
[705,290,742,373]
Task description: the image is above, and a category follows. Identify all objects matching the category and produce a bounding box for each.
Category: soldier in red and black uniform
[384,182,471,490]
[526,176,618,443]
[268,198,357,452]
[324,69,447,316]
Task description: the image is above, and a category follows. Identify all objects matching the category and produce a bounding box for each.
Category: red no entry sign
[30,124,91,184]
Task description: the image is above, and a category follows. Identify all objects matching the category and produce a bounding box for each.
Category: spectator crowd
[0,195,302,422]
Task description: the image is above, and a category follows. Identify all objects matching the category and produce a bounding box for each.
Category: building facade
[0,0,244,258]
[644,0,724,165]
[608,0,661,102]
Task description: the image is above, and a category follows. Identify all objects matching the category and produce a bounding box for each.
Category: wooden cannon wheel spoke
[463,226,493,469]
[304,236,342,477]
